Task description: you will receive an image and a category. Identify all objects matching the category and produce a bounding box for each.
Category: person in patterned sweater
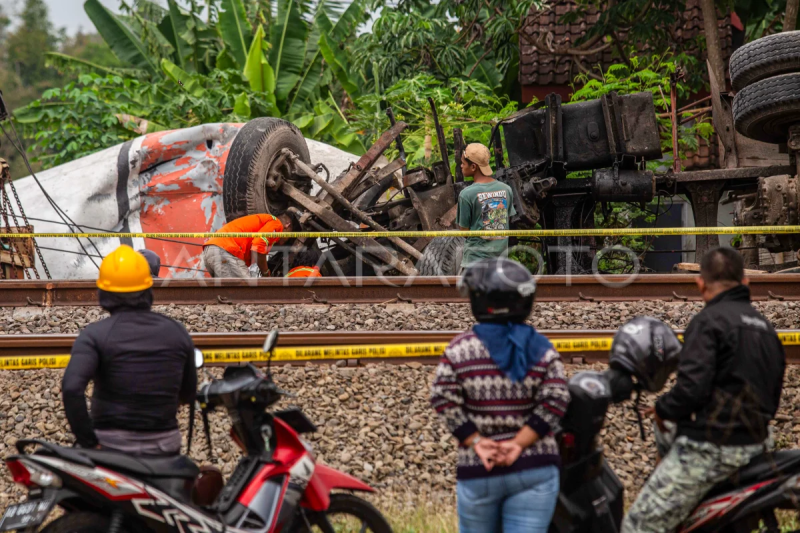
[431,258,569,533]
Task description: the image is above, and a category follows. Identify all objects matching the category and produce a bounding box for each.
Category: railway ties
[1,274,800,307]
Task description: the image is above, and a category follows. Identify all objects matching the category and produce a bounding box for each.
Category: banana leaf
[161,59,206,97]
[287,0,364,114]
[158,0,192,70]
[243,25,277,110]
[219,0,252,68]
[233,93,252,118]
[84,0,158,76]
[270,0,308,106]
[44,52,127,77]
[318,32,359,97]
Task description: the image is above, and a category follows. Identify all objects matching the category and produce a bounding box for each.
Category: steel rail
[1,274,799,307]
[2,330,799,365]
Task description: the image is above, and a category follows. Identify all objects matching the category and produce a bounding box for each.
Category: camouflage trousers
[621,435,768,533]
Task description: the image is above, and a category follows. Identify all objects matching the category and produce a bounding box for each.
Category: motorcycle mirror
[263,329,279,354]
[194,348,205,369]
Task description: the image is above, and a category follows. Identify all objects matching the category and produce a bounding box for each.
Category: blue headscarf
[472,322,553,382]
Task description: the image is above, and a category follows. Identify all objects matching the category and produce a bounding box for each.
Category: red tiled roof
[520,0,733,86]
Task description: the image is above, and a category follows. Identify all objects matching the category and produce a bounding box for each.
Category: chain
[6,173,49,278]
[0,160,20,279]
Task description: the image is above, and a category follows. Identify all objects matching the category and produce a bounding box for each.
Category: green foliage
[293,95,365,153]
[571,54,712,170]
[15,71,273,168]
[350,75,518,168]
[350,0,540,96]
[12,0,370,167]
[593,201,659,274]
[735,0,789,40]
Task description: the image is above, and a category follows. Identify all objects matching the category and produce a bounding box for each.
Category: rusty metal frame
[285,151,422,262]
[319,121,408,204]
[280,181,418,276]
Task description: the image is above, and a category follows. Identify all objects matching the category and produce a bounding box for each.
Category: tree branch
[468,47,493,77]
[786,0,799,31]
[572,57,602,81]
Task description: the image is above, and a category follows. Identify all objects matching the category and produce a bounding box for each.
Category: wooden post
[786,0,799,31]
[700,0,726,93]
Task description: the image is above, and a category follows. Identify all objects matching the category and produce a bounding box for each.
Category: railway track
[2,330,799,365]
[1,274,800,306]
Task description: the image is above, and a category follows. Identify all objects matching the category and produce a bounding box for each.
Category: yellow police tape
[1,332,798,370]
[2,225,800,240]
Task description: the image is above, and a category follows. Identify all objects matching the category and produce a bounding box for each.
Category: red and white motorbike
[0,331,392,532]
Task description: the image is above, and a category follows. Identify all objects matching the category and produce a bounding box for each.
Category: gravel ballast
[0,300,799,334]
[0,300,797,512]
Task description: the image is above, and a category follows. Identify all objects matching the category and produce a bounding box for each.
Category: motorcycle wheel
[38,512,118,533]
[294,493,393,533]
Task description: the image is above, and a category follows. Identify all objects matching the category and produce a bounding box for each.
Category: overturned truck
[230,92,667,277]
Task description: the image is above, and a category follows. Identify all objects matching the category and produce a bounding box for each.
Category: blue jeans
[457,465,560,533]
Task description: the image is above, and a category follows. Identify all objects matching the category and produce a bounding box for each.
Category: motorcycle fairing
[234,417,316,531]
[301,464,375,512]
[31,456,149,501]
[679,478,778,533]
[23,455,251,533]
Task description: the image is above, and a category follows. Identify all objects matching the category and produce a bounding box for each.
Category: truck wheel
[732,73,800,144]
[730,31,800,91]
[416,237,464,276]
[223,118,311,222]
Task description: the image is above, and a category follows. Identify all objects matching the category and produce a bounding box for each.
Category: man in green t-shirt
[456,143,516,270]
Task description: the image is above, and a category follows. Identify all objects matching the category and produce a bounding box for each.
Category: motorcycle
[554,336,800,532]
[0,330,392,533]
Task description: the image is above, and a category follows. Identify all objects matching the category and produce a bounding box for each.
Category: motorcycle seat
[35,444,200,480]
[706,450,800,498]
[79,449,200,480]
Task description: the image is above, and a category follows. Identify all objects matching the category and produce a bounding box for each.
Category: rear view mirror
[263,329,279,354]
[194,349,205,369]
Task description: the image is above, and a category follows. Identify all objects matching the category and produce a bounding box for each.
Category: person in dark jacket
[139,249,161,278]
[62,245,197,455]
[623,247,785,533]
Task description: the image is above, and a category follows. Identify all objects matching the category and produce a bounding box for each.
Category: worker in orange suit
[286,265,322,278]
[202,214,288,278]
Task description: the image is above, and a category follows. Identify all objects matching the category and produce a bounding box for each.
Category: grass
[386,505,458,533]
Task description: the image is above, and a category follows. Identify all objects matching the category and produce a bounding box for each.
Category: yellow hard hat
[97,245,154,293]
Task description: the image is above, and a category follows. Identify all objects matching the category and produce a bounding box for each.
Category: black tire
[223,117,311,222]
[294,493,393,533]
[730,31,800,91]
[732,73,800,144]
[39,512,112,533]
[416,237,464,276]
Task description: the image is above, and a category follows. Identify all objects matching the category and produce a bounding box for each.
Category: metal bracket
[685,180,725,261]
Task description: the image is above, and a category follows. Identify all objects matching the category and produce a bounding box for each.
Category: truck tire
[223,118,311,222]
[416,237,464,276]
[730,31,800,91]
[732,73,800,144]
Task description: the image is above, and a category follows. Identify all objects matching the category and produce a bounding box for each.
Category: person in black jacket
[62,245,197,455]
[622,247,785,533]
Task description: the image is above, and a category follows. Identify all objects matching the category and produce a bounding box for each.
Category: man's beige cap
[464,143,493,176]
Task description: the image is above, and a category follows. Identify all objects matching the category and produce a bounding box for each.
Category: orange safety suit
[203,214,283,266]
[286,266,322,278]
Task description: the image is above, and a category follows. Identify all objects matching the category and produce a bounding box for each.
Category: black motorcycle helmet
[459,258,536,323]
[609,316,682,392]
